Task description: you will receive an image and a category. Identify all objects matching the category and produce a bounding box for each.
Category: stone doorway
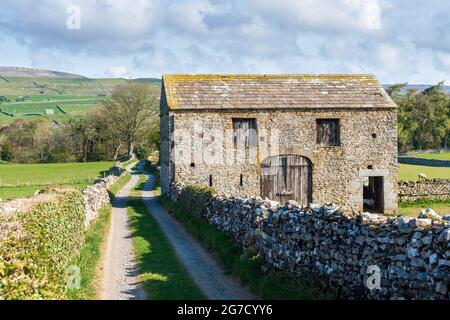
[363,176,384,213]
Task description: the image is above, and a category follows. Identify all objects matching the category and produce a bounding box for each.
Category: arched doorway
[260,155,312,205]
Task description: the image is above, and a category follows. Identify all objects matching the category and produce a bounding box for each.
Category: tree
[387,82,450,152]
[134,118,160,160]
[0,142,12,161]
[100,83,159,157]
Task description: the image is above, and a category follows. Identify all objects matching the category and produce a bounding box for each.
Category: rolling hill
[0,66,87,79]
[0,67,161,126]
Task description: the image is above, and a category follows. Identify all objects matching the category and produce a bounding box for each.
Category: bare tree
[100,83,159,157]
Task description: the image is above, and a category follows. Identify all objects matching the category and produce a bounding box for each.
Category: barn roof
[162,74,397,110]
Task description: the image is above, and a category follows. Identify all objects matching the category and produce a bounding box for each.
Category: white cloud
[30,49,74,71]
[377,43,400,71]
[246,0,382,34]
[167,0,216,35]
[105,66,129,78]
[435,52,450,70]
[0,0,449,84]
[0,0,164,52]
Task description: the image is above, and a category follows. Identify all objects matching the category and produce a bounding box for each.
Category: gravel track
[137,162,256,300]
[99,163,146,300]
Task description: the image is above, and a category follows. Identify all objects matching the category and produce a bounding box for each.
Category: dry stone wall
[399,157,450,167]
[399,179,450,203]
[170,184,450,300]
[82,164,123,228]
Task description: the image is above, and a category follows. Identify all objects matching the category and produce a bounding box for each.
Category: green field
[0,161,114,200]
[398,164,450,181]
[0,76,161,124]
[408,152,450,161]
[0,76,160,96]
[0,95,106,124]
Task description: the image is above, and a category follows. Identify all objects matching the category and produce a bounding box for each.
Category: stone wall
[399,157,450,168]
[400,148,450,156]
[163,108,398,213]
[399,179,450,203]
[82,164,124,228]
[170,184,450,300]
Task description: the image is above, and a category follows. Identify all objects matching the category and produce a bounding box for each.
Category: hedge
[178,185,216,220]
[0,189,86,299]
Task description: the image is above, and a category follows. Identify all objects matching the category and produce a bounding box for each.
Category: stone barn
[160,74,398,213]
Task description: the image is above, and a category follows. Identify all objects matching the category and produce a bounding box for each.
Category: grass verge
[68,171,134,299]
[160,195,335,300]
[68,206,111,300]
[108,171,131,198]
[128,198,204,299]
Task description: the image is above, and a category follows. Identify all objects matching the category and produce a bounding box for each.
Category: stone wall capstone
[170,183,450,300]
[399,179,450,203]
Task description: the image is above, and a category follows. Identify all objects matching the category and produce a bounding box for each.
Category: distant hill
[0,67,161,125]
[384,84,450,93]
[0,66,87,79]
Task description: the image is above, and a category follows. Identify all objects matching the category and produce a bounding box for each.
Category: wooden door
[261,155,312,205]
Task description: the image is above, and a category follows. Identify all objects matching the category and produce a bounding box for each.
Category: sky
[0,0,449,84]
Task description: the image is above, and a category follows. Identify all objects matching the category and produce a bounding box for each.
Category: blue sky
[0,0,449,84]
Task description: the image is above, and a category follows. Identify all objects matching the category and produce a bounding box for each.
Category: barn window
[240,174,244,187]
[316,119,340,146]
[232,118,257,148]
[209,175,213,187]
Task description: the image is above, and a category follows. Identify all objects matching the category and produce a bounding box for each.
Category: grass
[129,161,160,197]
[0,161,114,199]
[398,164,450,181]
[67,206,111,300]
[0,161,114,186]
[408,152,450,161]
[108,171,131,198]
[129,173,147,197]
[160,196,335,300]
[127,167,204,300]
[128,199,205,300]
[398,199,450,217]
[0,95,106,124]
[66,170,133,299]
[0,75,161,123]
[0,161,114,200]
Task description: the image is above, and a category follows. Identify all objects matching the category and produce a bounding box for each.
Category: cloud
[0,0,164,53]
[105,66,129,78]
[245,0,382,34]
[0,0,449,84]
[30,49,74,71]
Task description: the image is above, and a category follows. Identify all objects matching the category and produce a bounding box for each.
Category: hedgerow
[179,185,216,220]
[0,189,85,300]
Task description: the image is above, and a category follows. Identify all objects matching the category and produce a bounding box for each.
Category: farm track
[99,163,146,300]
[136,162,256,300]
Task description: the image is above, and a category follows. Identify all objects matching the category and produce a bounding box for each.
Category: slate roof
[162,74,397,110]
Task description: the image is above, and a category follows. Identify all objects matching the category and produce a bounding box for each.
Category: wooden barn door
[261,155,312,205]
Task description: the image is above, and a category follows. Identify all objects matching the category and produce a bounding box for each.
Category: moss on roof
[162,74,394,110]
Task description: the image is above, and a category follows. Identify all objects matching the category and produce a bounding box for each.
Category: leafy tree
[388,82,450,152]
[100,83,159,157]
[134,118,160,160]
[1,142,12,161]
